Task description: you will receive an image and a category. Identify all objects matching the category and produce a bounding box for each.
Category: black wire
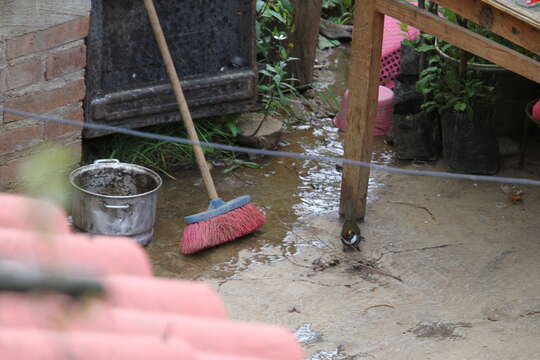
[2,106,540,186]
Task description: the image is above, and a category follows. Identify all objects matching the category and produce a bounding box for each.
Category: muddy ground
[146,46,540,359]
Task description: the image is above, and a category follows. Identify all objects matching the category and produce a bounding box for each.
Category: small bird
[341,221,363,252]
[341,202,363,252]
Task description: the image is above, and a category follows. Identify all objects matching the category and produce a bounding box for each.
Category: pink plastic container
[333,86,395,136]
[532,99,540,122]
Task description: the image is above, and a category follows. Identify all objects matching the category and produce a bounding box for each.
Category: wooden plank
[339,0,385,219]
[482,0,540,29]
[288,0,323,86]
[434,0,540,55]
[376,0,540,84]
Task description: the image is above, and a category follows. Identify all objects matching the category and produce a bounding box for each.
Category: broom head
[180,195,266,254]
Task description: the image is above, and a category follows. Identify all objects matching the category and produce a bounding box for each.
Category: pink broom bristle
[180,203,266,254]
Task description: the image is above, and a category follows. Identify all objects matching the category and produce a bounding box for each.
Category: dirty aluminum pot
[69,159,162,245]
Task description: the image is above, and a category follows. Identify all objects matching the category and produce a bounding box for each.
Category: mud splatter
[410,322,472,339]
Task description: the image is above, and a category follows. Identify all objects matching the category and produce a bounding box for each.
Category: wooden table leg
[339,0,385,219]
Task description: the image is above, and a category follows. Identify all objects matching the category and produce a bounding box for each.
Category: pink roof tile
[0,228,152,276]
[0,193,303,359]
[0,194,70,234]
[104,276,227,317]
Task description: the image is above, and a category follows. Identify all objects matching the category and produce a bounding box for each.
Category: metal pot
[69,159,162,245]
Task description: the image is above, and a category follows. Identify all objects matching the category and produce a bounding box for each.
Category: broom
[143,0,266,254]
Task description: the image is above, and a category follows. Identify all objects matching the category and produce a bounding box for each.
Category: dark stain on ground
[488,250,515,270]
[409,322,472,340]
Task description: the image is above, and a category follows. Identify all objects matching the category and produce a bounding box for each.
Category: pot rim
[69,160,163,199]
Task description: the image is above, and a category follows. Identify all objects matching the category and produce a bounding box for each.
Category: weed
[317,87,341,114]
[416,55,495,119]
[322,0,354,25]
[84,116,250,179]
[256,0,302,119]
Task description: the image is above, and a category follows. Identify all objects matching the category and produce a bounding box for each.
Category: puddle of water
[145,45,397,280]
[294,323,323,345]
[309,349,347,360]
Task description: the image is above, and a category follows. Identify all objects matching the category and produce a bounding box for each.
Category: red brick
[0,157,26,190]
[46,44,86,80]
[4,79,85,122]
[6,17,90,60]
[44,106,84,139]
[0,59,44,92]
[0,125,41,155]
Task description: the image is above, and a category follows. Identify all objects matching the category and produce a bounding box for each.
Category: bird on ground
[341,219,363,252]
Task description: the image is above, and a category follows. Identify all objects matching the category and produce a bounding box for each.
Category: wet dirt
[146,46,396,280]
[410,322,472,340]
[144,45,540,359]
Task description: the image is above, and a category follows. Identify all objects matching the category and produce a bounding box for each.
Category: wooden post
[339,0,385,219]
[288,0,323,86]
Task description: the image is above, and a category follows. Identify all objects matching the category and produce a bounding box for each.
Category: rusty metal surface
[85,0,257,138]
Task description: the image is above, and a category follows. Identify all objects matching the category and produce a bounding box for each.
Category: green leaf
[227,122,238,137]
[402,39,413,47]
[268,9,286,23]
[266,64,277,72]
[399,22,409,33]
[416,44,435,52]
[318,34,340,49]
[454,102,467,112]
[273,31,288,41]
[256,0,265,13]
[242,162,261,168]
[279,47,288,61]
[223,164,241,174]
[280,0,294,12]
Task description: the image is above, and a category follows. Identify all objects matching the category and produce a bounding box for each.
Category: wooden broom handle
[143,0,219,200]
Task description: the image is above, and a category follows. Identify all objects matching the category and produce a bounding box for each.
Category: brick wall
[0,1,90,190]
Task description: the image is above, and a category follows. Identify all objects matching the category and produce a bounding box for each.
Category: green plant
[416,55,495,119]
[86,116,249,179]
[400,23,435,52]
[256,0,295,64]
[255,0,302,117]
[317,87,341,114]
[322,0,354,25]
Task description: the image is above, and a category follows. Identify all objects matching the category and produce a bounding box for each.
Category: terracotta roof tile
[0,194,70,234]
[0,228,152,276]
[0,194,303,359]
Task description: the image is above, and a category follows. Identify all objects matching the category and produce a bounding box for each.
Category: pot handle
[104,204,130,209]
[94,159,120,164]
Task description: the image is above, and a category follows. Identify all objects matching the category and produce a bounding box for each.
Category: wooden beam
[482,0,540,30]
[339,0,384,219]
[376,0,540,84]
[289,0,323,86]
[434,0,540,55]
